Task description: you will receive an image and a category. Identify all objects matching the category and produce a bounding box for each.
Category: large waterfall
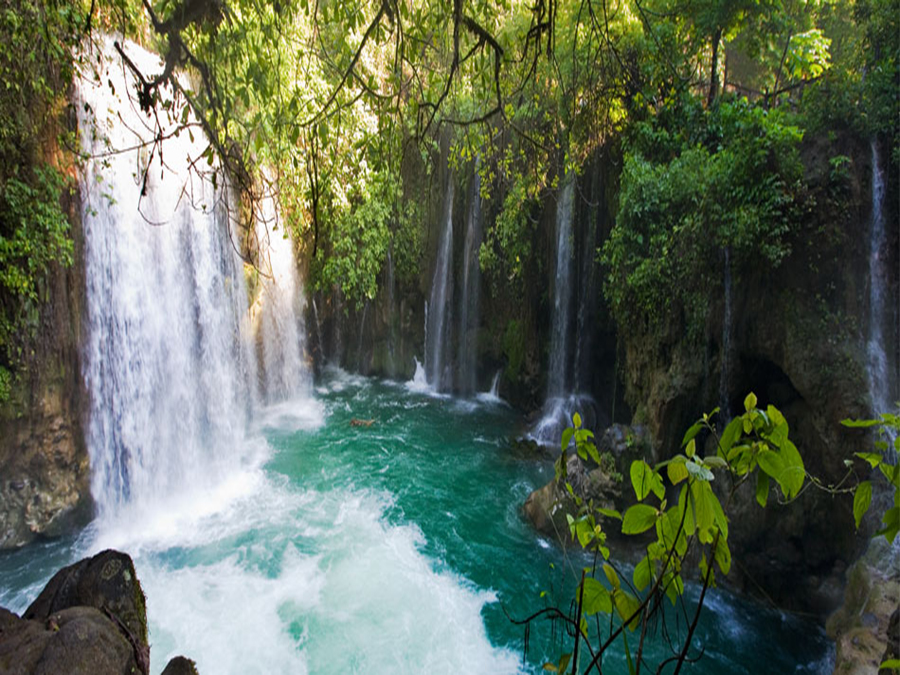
[425,178,455,390]
[77,39,307,519]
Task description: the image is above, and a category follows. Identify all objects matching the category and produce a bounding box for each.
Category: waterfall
[548,178,575,397]
[867,142,896,458]
[425,178,455,390]
[253,187,310,403]
[356,301,369,373]
[532,178,586,445]
[458,170,483,395]
[78,39,259,517]
[720,246,733,422]
[385,245,397,378]
[311,297,324,369]
[574,176,599,394]
[489,370,501,398]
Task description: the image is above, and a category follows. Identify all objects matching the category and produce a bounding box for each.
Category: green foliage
[501,319,525,383]
[542,395,808,672]
[603,98,804,340]
[0,0,81,403]
[843,413,900,544]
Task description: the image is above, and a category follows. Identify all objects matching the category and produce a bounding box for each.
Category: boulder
[24,549,148,653]
[162,656,200,675]
[523,422,652,544]
[827,537,900,674]
[0,606,137,674]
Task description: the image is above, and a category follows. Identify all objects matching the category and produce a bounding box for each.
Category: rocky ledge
[0,549,197,674]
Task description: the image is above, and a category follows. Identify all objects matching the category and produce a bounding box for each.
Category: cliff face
[0,186,92,550]
[620,132,896,613]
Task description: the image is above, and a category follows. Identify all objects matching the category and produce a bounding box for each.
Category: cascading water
[532,178,581,445]
[573,174,599,394]
[867,141,897,460]
[385,244,397,377]
[356,300,369,372]
[425,178,455,390]
[548,178,575,398]
[78,38,259,518]
[253,187,310,403]
[457,169,483,395]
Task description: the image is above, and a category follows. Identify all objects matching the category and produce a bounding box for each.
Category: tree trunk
[707,28,722,107]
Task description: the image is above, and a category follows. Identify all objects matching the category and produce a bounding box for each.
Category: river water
[0,370,832,674]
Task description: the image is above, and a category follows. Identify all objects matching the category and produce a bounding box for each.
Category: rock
[880,608,899,674]
[162,656,200,675]
[828,537,900,674]
[0,185,91,551]
[0,606,137,674]
[523,451,624,544]
[0,549,203,674]
[0,398,92,549]
[24,549,148,653]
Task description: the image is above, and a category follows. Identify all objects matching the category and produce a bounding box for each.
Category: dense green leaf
[581,577,613,615]
[623,504,658,535]
[854,481,872,529]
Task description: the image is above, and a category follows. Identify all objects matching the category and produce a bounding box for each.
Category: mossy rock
[25,549,148,650]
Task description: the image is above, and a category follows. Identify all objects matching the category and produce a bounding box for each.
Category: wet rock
[162,656,200,675]
[0,606,136,674]
[24,549,148,651]
[523,451,624,544]
[828,537,900,674]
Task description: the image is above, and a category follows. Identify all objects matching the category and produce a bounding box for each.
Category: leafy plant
[518,393,808,674]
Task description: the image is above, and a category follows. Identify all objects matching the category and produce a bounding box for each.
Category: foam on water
[98,467,523,675]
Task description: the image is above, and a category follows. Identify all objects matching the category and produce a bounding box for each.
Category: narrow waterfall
[78,39,259,517]
[457,170,483,395]
[356,300,369,372]
[574,170,600,393]
[385,245,397,377]
[532,178,577,445]
[253,189,310,403]
[867,142,896,456]
[425,178,455,390]
[311,297,324,369]
[720,246,733,422]
[548,178,575,397]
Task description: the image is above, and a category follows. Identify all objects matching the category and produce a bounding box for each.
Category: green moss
[501,319,525,383]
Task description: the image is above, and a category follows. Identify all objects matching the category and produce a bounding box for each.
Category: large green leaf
[630,460,664,501]
[623,504,658,534]
[854,481,872,529]
[581,577,613,615]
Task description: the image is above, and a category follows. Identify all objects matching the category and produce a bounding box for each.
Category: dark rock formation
[523,424,650,543]
[828,537,900,674]
[0,605,138,674]
[24,549,148,650]
[618,133,885,613]
[162,656,200,675]
[0,549,190,675]
[0,179,91,550]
